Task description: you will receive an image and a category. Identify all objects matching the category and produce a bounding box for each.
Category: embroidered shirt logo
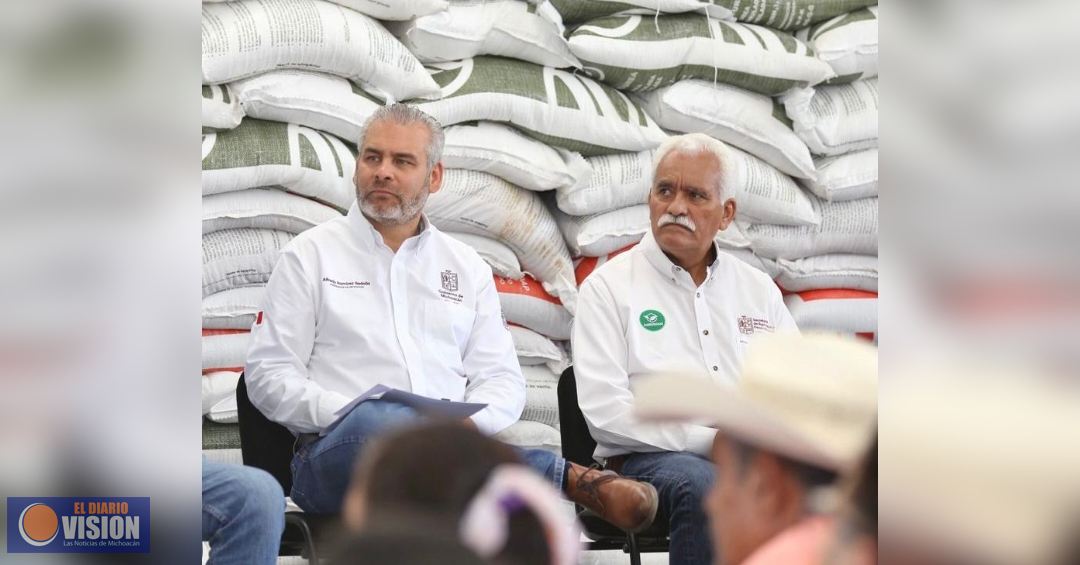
[737,315,774,335]
[441,270,459,292]
[639,310,666,332]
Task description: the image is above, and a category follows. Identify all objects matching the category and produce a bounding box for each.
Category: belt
[604,454,630,474]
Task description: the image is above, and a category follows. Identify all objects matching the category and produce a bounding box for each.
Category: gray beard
[358,181,429,226]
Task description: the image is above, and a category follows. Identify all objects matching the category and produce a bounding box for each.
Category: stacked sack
[556,0,878,343]
[200,0,445,461]
[771,6,880,341]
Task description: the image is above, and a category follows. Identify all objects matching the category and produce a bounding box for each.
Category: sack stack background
[201,0,878,464]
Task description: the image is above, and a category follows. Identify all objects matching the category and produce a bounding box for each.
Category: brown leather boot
[565,462,659,533]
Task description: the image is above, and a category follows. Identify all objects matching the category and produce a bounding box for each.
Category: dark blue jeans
[290,399,566,514]
[620,451,715,565]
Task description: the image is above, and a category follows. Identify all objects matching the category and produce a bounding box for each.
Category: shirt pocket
[422,301,476,374]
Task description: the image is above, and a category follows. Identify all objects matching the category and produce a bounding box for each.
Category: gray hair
[651,133,734,197]
[359,103,445,171]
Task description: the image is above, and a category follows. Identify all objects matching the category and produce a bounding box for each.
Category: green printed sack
[797,6,878,83]
[413,56,668,156]
[568,13,834,95]
[548,0,731,26]
[202,118,357,212]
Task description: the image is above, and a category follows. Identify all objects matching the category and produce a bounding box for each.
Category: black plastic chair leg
[627,532,641,565]
[285,513,318,564]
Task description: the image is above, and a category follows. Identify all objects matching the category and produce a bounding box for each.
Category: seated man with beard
[245,104,658,533]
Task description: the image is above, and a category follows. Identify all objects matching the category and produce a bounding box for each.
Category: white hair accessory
[458,465,582,565]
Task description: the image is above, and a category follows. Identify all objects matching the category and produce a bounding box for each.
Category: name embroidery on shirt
[737,315,774,335]
[439,270,464,304]
[322,277,370,289]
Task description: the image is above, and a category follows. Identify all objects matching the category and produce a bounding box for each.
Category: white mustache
[659,213,696,232]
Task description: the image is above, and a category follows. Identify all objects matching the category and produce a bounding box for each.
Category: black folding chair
[557,367,671,565]
[236,373,340,564]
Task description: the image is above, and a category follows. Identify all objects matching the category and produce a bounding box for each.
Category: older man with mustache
[572,133,798,565]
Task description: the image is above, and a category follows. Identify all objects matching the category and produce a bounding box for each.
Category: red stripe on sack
[855,332,876,342]
[797,289,878,302]
[202,367,244,375]
[202,329,250,336]
[574,244,637,286]
[494,275,562,305]
[256,311,264,325]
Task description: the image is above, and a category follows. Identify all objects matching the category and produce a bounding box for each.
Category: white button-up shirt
[573,231,798,459]
[245,203,524,436]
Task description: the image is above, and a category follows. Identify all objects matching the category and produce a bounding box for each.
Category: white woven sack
[203,286,267,330]
[387,0,579,68]
[797,6,878,82]
[558,204,753,257]
[801,148,877,201]
[726,146,819,226]
[521,364,560,429]
[638,79,815,179]
[555,145,817,225]
[510,325,564,366]
[710,0,877,31]
[444,232,524,279]
[203,370,241,415]
[426,169,577,312]
[783,289,878,336]
[783,78,878,156]
[556,150,653,216]
[567,14,834,95]
[415,57,668,157]
[200,0,448,20]
[747,196,877,260]
[202,229,293,297]
[496,275,573,340]
[772,254,878,292]
[201,0,440,100]
[203,188,342,235]
[493,420,561,454]
[202,84,243,131]
[202,119,357,212]
[202,331,251,372]
[443,122,591,193]
[231,70,383,144]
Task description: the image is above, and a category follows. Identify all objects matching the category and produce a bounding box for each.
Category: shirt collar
[639,230,722,288]
[347,202,434,252]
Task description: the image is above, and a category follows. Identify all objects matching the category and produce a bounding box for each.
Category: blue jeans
[202,460,286,565]
[620,451,715,565]
[290,399,567,514]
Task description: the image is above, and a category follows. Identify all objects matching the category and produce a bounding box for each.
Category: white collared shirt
[245,203,524,436]
[573,231,798,458]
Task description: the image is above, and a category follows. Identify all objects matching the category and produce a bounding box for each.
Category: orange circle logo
[19,503,59,546]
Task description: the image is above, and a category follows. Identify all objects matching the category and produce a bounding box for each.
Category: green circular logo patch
[639,310,666,331]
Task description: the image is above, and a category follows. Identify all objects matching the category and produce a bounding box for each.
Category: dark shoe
[565,462,659,533]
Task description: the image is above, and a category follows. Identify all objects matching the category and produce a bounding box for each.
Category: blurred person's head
[633,333,878,565]
[342,422,581,565]
[708,433,838,565]
[648,133,737,268]
[343,421,519,531]
[354,103,444,227]
[821,436,877,565]
[330,508,488,565]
